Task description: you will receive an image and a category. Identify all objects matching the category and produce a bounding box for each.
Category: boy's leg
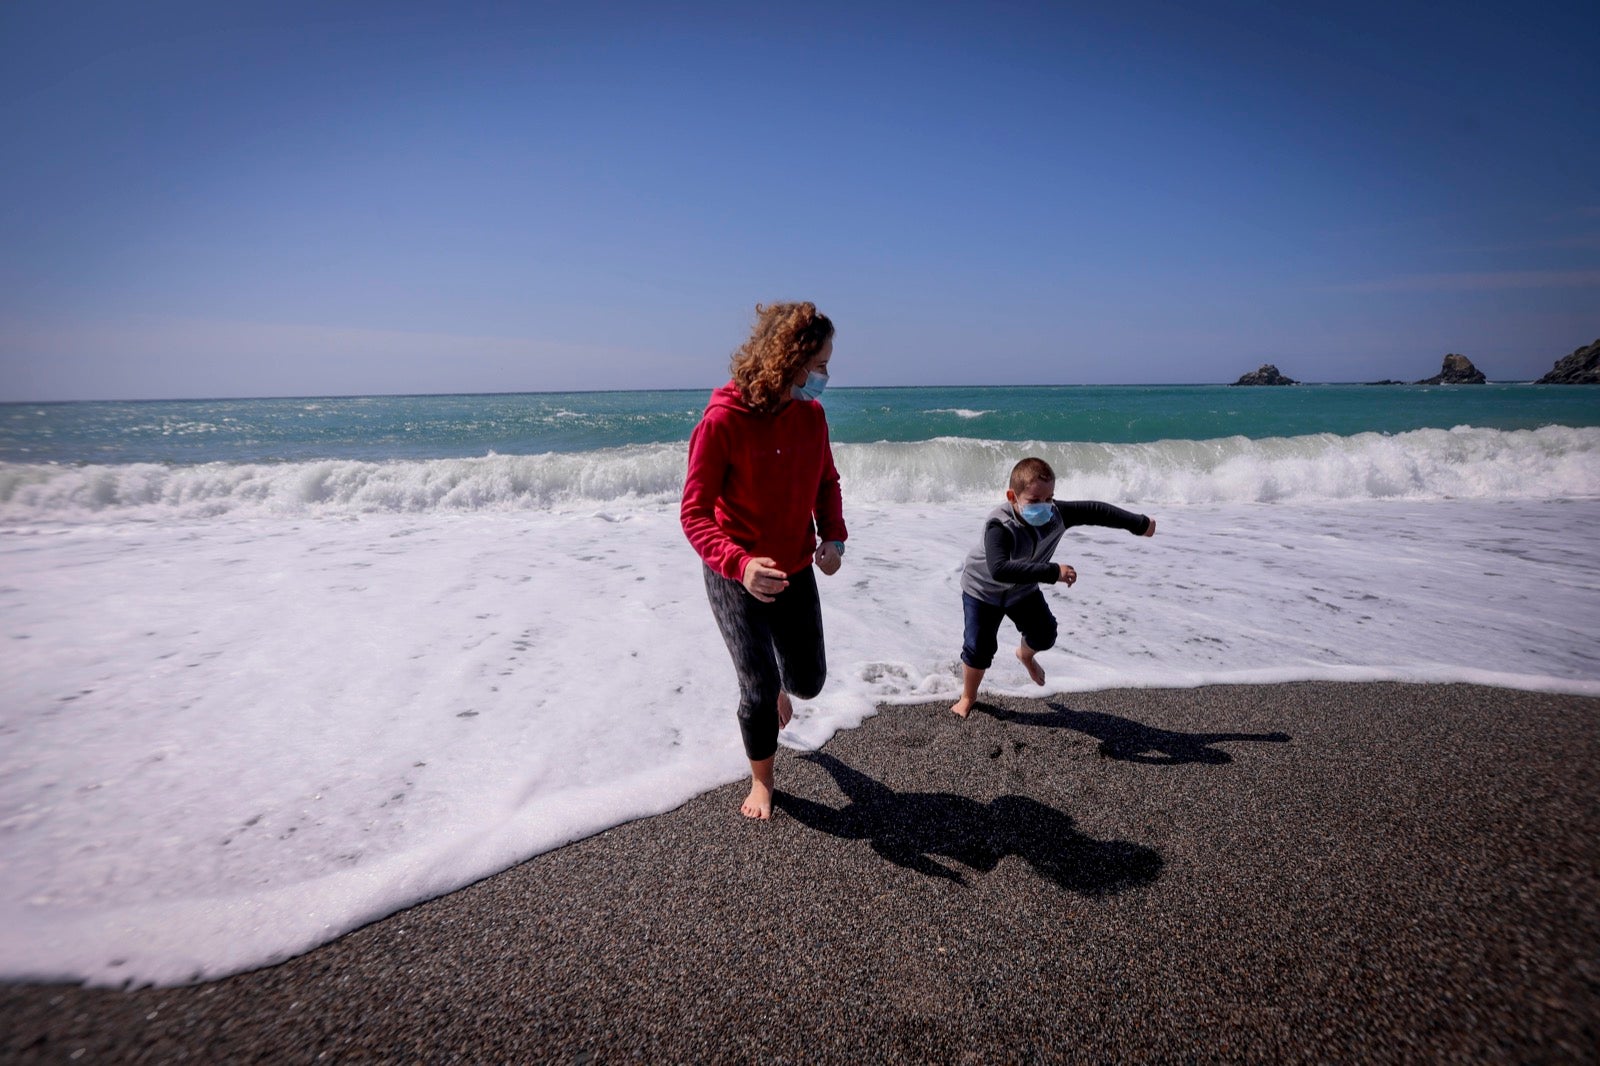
[953,594,1003,718]
[702,565,784,819]
[1006,590,1059,687]
[953,663,985,719]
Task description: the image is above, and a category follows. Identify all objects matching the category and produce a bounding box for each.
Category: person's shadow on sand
[983,701,1291,765]
[776,752,1162,892]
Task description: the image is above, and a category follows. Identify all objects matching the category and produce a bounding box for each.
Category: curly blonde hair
[730,302,835,414]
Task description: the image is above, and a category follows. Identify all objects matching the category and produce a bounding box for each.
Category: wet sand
[3,681,1598,1063]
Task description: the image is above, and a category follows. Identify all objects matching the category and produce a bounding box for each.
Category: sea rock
[1231,364,1297,386]
[1415,353,1486,385]
[1364,379,1406,386]
[1535,339,1600,384]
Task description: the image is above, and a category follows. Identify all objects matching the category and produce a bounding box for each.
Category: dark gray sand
[4,682,1598,1063]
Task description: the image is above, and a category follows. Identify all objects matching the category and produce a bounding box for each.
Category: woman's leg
[702,565,784,818]
[768,565,826,702]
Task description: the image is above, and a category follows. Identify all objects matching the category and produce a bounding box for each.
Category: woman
[681,302,847,820]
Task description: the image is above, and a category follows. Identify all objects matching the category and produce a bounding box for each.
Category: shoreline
[4,680,1598,1062]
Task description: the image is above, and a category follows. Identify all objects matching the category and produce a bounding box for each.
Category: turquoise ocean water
[3,384,1598,465]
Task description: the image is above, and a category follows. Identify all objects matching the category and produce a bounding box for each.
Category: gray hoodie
[960,500,1151,606]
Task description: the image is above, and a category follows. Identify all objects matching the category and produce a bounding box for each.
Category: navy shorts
[960,590,1058,670]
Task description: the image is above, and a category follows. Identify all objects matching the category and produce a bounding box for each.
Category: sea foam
[2,425,1596,523]
[4,419,1600,986]
[3,489,1599,986]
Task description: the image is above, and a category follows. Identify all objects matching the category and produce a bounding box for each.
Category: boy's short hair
[1009,457,1055,494]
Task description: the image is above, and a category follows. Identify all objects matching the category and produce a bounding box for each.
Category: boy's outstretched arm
[1053,500,1153,536]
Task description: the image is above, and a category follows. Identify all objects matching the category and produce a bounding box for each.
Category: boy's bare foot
[950,696,973,718]
[1017,645,1046,686]
[740,779,773,819]
[777,690,793,729]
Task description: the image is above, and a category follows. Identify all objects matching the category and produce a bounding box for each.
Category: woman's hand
[1058,563,1077,586]
[815,541,843,576]
[741,557,789,603]
[1143,517,1156,537]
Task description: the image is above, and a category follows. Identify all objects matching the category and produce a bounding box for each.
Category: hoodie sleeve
[1054,500,1151,535]
[680,413,751,581]
[813,420,847,545]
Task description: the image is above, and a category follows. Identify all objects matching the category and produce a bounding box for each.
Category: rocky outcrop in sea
[1231,364,1297,386]
[1535,339,1600,384]
[1415,354,1486,385]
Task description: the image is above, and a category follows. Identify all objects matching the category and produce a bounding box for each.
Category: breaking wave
[2,425,1596,522]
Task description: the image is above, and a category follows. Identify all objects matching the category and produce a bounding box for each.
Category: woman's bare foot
[741,780,773,819]
[777,690,793,729]
[741,757,775,820]
[950,696,974,718]
[1017,644,1046,686]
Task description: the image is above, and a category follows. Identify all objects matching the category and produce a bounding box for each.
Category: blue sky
[1,0,1596,399]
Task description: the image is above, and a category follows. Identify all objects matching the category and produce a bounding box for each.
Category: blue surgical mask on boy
[1019,501,1055,526]
[795,371,828,401]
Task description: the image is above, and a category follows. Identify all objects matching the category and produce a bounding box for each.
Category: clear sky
[2,0,1597,399]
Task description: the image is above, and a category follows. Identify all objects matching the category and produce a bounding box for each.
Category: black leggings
[702,563,827,761]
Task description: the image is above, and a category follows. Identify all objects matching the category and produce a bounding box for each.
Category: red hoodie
[681,381,847,581]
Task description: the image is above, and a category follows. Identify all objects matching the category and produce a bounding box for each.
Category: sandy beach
[3,680,1597,1063]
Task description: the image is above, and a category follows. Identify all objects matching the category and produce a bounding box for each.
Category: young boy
[951,457,1156,718]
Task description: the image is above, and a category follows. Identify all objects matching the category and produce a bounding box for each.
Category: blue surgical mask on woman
[795,371,828,402]
[1019,501,1055,526]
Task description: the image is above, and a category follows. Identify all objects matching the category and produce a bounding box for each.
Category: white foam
[3,425,1596,523]
[1,494,1598,986]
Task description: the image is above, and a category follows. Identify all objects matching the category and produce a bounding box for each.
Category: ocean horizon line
[0,379,1556,407]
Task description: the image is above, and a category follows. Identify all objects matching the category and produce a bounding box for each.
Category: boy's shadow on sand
[983,701,1291,765]
[776,752,1162,893]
